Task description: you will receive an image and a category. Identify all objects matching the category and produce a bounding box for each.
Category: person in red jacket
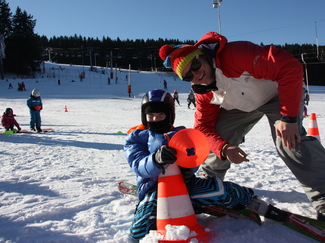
[159,32,325,221]
[1,108,21,132]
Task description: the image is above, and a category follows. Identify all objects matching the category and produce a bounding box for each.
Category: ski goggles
[182,55,201,82]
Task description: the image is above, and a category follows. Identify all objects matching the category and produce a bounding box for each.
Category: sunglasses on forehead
[182,55,202,82]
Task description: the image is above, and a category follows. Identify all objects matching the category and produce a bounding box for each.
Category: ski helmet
[141,89,175,129]
[31,89,40,97]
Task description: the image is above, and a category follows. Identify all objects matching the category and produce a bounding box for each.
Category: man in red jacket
[159,32,325,221]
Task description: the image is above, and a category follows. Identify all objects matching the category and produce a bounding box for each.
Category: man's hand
[275,121,301,150]
[224,145,249,164]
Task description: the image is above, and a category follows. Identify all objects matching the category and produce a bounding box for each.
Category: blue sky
[8,0,325,46]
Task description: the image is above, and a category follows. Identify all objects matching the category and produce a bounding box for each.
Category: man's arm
[194,92,228,159]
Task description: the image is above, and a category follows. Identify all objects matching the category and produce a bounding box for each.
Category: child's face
[146,112,166,122]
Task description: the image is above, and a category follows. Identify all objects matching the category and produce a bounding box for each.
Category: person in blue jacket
[26,89,43,132]
[124,89,285,241]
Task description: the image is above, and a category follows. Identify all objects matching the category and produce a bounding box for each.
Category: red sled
[19,128,54,133]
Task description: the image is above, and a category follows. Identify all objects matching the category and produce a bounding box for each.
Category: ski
[118,181,138,197]
[118,181,325,242]
[281,211,325,242]
[117,181,262,225]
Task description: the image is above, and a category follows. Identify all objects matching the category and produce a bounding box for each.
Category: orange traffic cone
[307,113,321,141]
[156,163,209,239]
[156,128,213,242]
[64,105,68,112]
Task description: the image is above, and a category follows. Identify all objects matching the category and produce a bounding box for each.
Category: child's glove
[154,145,177,173]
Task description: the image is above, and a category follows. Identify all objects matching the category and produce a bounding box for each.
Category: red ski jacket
[193,32,304,159]
[1,113,21,130]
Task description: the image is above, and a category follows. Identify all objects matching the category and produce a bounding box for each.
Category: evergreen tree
[5,7,41,75]
[0,0,11,79]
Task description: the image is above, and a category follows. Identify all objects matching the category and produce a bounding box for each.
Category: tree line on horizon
[0,0,324,84]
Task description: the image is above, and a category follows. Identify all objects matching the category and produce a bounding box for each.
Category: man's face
[181,55,214,85]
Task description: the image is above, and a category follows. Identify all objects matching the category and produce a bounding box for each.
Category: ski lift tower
[212,0,222,34]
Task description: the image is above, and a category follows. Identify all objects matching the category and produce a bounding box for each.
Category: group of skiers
[1,89,43,133]
[8,81,26,91]
[17,82,26,91]
[172,89,196,109]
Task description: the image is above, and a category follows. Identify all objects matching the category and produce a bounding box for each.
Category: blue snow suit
[125,126,186,200]
[124,126,254,240]
[26,95,42,129]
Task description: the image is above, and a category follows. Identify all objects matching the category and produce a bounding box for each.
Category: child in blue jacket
[26,89,42,132]
[124,89,286,241]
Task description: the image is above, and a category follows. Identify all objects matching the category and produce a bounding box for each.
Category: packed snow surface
[0,62,324,242]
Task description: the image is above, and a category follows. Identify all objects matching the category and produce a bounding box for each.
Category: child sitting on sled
[1,108,21,132]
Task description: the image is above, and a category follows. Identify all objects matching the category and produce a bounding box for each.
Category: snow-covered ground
[0,62,324,243]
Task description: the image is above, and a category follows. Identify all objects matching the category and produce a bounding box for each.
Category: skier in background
[21,82,26,91]
[27,89,43,132]
[163,79,167,89]
[303,89,310,117]
[128,85,132,97]
[18,83,23,91]
[187,90,196,109]
[173,89,180,106]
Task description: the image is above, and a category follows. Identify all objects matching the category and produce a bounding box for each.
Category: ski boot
[247,196,287,222]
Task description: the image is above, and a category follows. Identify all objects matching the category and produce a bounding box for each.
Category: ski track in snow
[0,62,324,242]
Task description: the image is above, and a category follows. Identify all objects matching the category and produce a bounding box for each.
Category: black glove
[154,145,177,173]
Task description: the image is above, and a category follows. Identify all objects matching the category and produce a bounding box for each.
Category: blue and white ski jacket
[27,96,42,110]
[124,126,187,200]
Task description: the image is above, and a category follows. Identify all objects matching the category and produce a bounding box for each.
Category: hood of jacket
[195,32,228,67]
